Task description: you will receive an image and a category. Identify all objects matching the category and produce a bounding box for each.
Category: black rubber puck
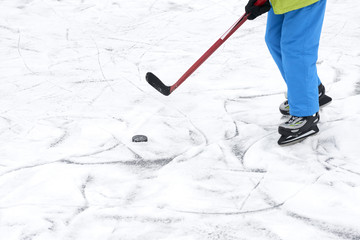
[132,135,148,142]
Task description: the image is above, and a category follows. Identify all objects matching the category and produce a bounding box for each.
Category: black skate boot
[279,83,332,115]
[278,113,320,146]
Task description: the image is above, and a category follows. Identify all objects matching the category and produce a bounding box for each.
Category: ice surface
[0,0,360,239]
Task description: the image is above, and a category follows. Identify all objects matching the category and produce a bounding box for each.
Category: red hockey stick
[146,0,267,96]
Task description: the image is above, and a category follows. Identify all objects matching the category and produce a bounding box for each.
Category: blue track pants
[265,0,327,117]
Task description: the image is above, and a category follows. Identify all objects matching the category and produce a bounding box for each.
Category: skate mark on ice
[162,108,209,164]
[44,218,56,232]
[223,99,240,140]
[355,80,360,95]
[177,109,209,145]
[60,158,174,170]
[72,78,117,84]
[64,175,94,226]
[238,175,266,212]
[286,211,360,240]
[0,116,12,135]
[70,141,121,159]
[231,91,284,99]
[188,129,204,145]
[149,0,160,12]
[315,137,360,176]
[170,202,284,216]
[0,161,59,178]
[49,129,69,148]
[87,85,113,105]
[17,31,36,74]
[99,214,182,225]
[231,132,274,171]
[0,24,18,34]
[0,152,173,180]
[325,158,360,176]
[332,66,344,83]
[248,224,284,240]
[93,38,114,92]
[225,120,239,140]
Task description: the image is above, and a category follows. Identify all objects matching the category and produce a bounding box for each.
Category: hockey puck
[132,135,148,142]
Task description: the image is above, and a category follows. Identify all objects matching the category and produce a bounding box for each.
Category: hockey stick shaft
[170,13,248,94]
[146,0,267,96]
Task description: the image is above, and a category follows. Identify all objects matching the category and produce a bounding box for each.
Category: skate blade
[278,128,319,146]
[319,94,332,108]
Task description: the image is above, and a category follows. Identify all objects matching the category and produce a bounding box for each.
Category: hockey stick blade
[146,72,171,96]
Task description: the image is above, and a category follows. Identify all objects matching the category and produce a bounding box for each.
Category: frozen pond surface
[0,0,360,239]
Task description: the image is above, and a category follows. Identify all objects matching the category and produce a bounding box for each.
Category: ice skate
[278,113,320,146]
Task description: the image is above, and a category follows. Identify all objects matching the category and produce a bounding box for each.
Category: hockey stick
[146,0,267,96]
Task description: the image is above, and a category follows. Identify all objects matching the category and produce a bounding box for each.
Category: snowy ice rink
[1,0,360,239]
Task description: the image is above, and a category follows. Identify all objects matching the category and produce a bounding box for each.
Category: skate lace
[287,116,304,125]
